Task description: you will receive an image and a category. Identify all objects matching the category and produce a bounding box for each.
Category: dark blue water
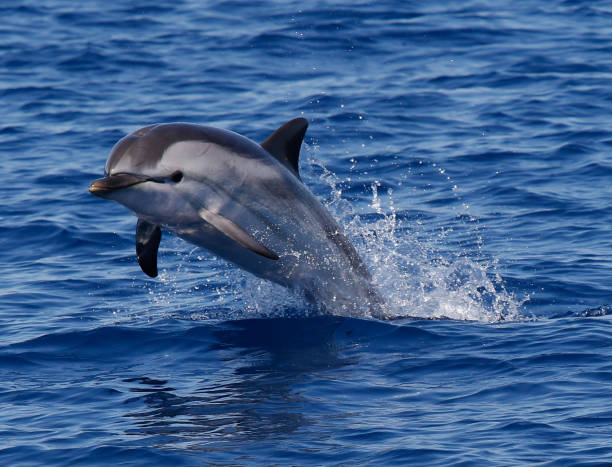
[2,0,612,464]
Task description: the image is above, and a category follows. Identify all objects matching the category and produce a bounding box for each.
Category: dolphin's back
[106,123,268,176]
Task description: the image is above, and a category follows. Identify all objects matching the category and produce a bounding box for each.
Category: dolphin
[89,118,386,318]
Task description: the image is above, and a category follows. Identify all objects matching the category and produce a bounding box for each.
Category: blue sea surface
[2,0,612,464]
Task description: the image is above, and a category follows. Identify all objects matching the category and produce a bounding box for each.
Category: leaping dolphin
[89,118,386,318]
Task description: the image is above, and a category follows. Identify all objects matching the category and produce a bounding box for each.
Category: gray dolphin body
[90,118,386,318]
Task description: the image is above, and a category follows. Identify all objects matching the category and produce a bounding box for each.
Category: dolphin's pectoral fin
[198,208,279,260]
[136,219,162,277]
[260,117,308,180]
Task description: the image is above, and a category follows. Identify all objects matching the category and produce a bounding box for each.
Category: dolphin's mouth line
[89,172,165,196]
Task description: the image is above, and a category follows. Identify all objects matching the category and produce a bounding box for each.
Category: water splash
[306,154,525,323]
[143,155,525,323]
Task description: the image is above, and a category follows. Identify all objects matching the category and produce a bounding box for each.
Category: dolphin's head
[90,119,307,234]
[89,123,249,226]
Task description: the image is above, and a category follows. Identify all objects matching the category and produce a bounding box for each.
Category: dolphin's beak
[89,173,149,198]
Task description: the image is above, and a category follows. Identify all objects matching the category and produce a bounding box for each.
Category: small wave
[550,304,611,319]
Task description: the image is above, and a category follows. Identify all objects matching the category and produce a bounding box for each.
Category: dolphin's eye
[171,170,183,183]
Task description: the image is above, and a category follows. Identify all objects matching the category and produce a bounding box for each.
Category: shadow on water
[120,315,368,450]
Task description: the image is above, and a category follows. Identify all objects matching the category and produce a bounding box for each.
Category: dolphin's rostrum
[90,118,386,318]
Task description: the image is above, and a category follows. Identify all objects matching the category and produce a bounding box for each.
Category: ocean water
[1,0,612,464]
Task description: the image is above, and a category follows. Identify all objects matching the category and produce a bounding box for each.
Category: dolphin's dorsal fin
[136,219,162,277]
[261,118,308,180]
